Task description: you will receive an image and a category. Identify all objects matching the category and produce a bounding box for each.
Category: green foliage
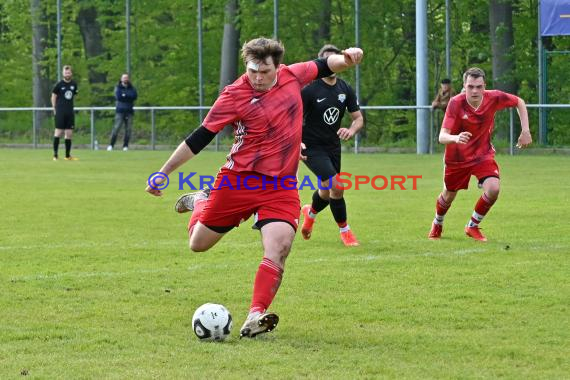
[1,1,570,146]
[0,1,32,106]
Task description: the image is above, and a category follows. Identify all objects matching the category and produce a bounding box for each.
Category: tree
[489,0,516,93]
[215,0,239,138]
[313,0,331,44]
[217,0,240,139]
[76,3,107,102]
[2,0,570,147]
[219,0,240,92]
[30,0,51,134]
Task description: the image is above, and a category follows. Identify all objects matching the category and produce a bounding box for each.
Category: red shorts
[444,159,500,191]
[199,169,300,231]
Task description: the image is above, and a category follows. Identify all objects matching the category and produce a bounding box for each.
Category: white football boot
[174,187,211,213]
[239,312,279,338]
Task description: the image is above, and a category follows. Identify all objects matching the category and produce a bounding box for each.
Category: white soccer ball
[192,303,233,341]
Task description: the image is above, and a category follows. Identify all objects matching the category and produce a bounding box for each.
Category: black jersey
[52,80,78,113]
[301,78,359,149]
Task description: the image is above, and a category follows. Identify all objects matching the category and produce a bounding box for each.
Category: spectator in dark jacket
[108,73,138,151]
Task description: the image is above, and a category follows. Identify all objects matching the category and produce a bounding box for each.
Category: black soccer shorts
[302,146,341,181]
[54,111,75,130]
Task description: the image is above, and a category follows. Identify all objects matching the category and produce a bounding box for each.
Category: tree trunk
[77,4,107,96]
[30,0,51,135]
[218,0,240,138]
[489,0,516,93]
[313,0,331,45]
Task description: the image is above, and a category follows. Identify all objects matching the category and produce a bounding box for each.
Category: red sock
[470,193,495,225]
[433,193,452,225]
[249,258,283,314]
[187,199,207,237]
[436,193,451,216]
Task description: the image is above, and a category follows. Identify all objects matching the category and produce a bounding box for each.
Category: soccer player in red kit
[146,38,363,337]
[428,67,532,242]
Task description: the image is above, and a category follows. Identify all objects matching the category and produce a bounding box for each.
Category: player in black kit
[300,44,364,247]
[51,65,79,160]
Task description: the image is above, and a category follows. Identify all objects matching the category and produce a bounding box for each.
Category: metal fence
[1,104,568,154]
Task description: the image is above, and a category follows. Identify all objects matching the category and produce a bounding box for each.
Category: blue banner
[541,0,570,36]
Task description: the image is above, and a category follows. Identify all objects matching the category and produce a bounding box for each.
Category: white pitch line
[0,240,183,251]
[10,268,173,282]
[7,244,559,283]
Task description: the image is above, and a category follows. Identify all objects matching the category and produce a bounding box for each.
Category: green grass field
[1,148,568,379]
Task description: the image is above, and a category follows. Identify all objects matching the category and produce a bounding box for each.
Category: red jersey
[443,90,518,167]
[202,62,318,178]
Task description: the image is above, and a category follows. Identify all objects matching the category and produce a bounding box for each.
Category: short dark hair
[463,67,486,83]
[241,38,285,68]
[441,78,451,84]
[318,44,341,58]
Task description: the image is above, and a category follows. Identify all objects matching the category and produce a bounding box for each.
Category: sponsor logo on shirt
[64,90,74,100]
[462,114,468,119]
[338,93,346,103]
[323,107,340,125]
[317,98,326,103]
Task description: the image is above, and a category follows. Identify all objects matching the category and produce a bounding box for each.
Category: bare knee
[329,177,344,198]
[276,238,293,257]
[262,236,292,268]
[329,184,344,199]
[189,234,216,252]
[266,236,292,257]
[441,189,457,203]
[189,241,209,252]
[482,178,500,201]
[486,186,500,201]
[260,222,295,268]
[188,223,225,252]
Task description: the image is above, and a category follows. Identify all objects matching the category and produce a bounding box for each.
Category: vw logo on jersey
[64,90,73,100]
[323,107,340,125]
[338,93,346,103]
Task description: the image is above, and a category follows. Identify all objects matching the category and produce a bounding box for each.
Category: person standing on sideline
[51,65,78,160]
[108,73,137,151]
[431,78,455,112]
[299,44,364,247]
[146,38,363,338]
[428,67,532,242]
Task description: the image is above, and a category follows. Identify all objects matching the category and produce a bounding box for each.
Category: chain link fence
[1,104,569,154]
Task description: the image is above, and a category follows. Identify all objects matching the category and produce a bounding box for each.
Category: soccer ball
[192,303,233,341]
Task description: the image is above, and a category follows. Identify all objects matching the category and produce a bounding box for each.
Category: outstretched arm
[145,142,195,196]
[515,97,532,148]
[146,125,217,196]
[326,48,364,73]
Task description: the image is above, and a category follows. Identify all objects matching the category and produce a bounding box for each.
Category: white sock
[433,214,445,225]
[467,211,484,227]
